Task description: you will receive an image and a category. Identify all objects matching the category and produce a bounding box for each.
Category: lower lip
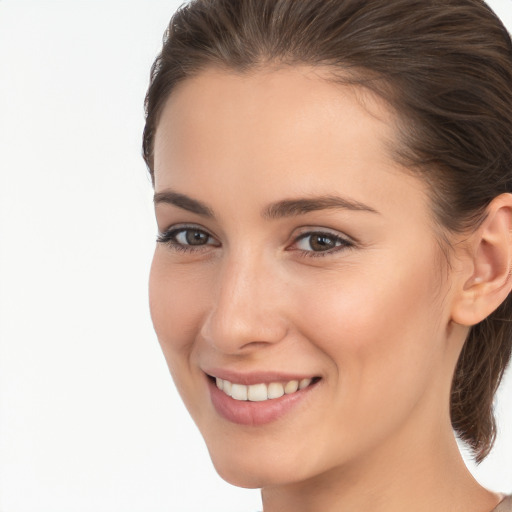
[207,377,317,426]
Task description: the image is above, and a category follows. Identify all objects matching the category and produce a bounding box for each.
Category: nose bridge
[201,246,287,352]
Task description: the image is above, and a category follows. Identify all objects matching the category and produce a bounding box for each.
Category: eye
[157,225,220,252]
[291,230,354,256]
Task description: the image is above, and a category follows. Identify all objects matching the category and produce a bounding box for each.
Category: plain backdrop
[0,1,511,511]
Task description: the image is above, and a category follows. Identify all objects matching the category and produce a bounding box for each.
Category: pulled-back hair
[142,0,512,462]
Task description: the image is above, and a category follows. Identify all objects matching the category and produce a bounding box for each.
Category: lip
[204,368,317,385]
[205,371,320,426]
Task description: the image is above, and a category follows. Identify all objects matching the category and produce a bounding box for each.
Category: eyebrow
[262,196,379,219]
[153,189,379,219]
[153,190,215,217]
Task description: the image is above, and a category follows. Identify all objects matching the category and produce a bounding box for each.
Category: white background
[0,1,511,511]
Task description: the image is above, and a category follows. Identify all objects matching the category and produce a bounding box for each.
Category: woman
[142,0,512,510]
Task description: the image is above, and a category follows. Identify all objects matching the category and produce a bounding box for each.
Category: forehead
[153,66,431,227]
[153,65,399,178]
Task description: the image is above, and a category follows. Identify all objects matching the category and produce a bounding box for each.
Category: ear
[451,193,512,326]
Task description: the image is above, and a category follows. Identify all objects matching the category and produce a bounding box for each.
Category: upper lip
[203,368,319,385]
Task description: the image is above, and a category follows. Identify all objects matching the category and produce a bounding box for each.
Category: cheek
[148,251,209,361]
[149,251,216,421]
[294,251,446,397]
[285,255,449,460]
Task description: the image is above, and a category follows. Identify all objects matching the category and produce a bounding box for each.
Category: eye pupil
[310,234,335,251]
[186,230,208,245]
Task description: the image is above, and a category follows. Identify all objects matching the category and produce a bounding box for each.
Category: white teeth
[223,380,232,396]
[267,382,284,399]
[214,377,315,401]
[231,383,248,401]
[284,379,299,394]
[299,378,312,390]
[247,383,268,402]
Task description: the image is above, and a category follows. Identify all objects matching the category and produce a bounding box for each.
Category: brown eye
[157,226,220,251]
[183,229,210,245]
[308,234,337,251]
[293,231,353,255]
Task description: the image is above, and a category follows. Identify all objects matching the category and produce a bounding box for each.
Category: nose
[200,249,289,354]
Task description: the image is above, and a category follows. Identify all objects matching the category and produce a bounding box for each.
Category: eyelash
[156,225,355,257]
[156,225,219,253]
[292,231,355,258]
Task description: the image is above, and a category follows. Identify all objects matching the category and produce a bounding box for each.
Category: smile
[206,372,321,425]
[215,377,314,401]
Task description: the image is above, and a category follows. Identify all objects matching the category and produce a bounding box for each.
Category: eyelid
[156,223,356,257]
[157,222,217,238]
[288,227,356,256]
[291,225,355,243]
[157,223,220,249]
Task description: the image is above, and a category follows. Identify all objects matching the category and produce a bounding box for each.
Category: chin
[205,438,320,489]
[207,444,270,487]
[212,464,267,489]
[210,456,292,489]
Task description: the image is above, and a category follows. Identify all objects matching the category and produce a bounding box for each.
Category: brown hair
[142,0,512,462]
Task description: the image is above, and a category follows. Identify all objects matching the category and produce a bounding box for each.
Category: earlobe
[451,193,512,327]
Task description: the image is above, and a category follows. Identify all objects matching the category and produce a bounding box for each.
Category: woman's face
[150,67,464,488]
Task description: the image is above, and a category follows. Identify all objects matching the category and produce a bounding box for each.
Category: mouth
[208,375,320,402]
[205,372,321,425]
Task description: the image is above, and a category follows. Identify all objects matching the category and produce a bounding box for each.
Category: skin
[149,66,509,512]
